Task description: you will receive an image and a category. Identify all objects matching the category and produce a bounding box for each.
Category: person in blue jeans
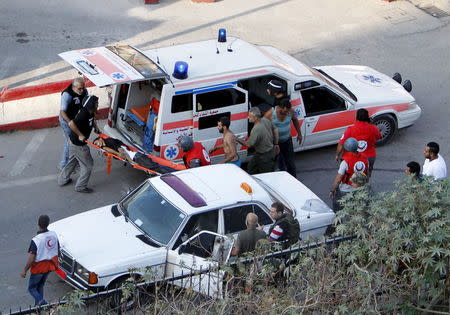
[20,215,59,307]
[59,78,88,169]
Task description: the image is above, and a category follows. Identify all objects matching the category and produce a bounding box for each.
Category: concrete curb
[0,79,109,132]
[0,108,109,132]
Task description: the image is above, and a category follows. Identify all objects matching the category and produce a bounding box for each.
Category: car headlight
[75,263,98,284]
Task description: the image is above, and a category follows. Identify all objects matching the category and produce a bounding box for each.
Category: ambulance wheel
[373,115,396,146]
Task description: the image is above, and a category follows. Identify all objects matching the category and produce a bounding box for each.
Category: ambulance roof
[151,164,272,214]
[143,37,313,83]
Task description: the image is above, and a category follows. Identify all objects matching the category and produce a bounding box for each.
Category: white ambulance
[59,30,421,165]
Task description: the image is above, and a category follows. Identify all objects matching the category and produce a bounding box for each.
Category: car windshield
[308,66,357,101]
[120,182,186,245]
[253,177,295,215]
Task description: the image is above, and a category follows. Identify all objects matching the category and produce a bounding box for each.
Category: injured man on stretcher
[93,137,175,174]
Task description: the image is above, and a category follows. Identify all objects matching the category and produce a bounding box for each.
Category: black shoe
[61,178,72,186]
[76,187,94,193]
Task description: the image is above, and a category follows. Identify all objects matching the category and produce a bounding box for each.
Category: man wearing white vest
[20,215,59,306]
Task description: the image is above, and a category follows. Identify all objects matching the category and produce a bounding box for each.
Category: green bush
[56,177,449,314]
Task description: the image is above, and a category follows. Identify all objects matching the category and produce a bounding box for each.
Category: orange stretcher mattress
[86,133,186,175]
[129,98,160,124]
[130,105,150,124]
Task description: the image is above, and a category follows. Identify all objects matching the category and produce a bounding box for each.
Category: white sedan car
[50,164,334,297]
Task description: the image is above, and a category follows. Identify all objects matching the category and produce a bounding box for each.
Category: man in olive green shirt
[237,107,279,174]
[231,213,267,256]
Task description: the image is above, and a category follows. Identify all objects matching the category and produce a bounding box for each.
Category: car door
[289,84,309,152]
[165,209,233,298]
[299,85,353,149]
[192,85,248,163]
[166,231,233,298]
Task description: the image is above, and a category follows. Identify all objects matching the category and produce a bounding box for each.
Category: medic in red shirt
[178,136,212,169]
[335,108,381,176]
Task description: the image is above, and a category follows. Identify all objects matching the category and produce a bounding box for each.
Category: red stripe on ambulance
[82,52,129,82]
[230,111,248,120]
[312,111,356,133]
[163,119,193,130]
[291,98,302,106]
[312,103,410,133]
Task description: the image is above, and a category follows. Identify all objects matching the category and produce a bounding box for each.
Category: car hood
[49,205,164,270]
[315,65,414,105]
[254,172,334,219]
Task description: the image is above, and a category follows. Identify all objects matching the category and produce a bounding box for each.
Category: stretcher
[86,133,186,176]
[127,98,160,126]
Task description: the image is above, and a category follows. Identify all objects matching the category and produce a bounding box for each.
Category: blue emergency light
[218,28,227,43]
[172,61,188,80]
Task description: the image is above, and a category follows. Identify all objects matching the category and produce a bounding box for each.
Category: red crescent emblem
[47,239,54,248]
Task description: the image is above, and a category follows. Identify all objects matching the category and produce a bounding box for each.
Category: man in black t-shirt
[58,95,99,193]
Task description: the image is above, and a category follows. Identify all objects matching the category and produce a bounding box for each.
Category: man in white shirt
[423,142,447,179]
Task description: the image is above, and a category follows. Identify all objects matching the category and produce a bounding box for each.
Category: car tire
[373,115,396,146]
[108,275,139,311]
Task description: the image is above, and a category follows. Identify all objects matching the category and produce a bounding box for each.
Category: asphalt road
[1,0,450,311]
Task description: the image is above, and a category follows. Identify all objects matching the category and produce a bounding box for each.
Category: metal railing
[5,235,355,315]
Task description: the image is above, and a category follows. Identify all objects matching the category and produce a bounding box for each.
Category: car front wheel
[373,115,396,146]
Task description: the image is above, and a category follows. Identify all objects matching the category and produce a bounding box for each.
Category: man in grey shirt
[231,213,266,256]
[237,106,279,174]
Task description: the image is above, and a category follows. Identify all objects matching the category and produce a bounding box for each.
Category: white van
[59,31,421,165]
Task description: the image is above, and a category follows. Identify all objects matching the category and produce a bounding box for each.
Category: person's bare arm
[290,108,302,144]
[20,253,36,278]
[60,110,70,123]
[93,119,100,134]
[230,246,240,256]
[101,146,134,163]
[68,120,85,142]
[117,148,135,164]
[329,173,344,199]
[209,144,224,154]
[271,123,280,154]
[335,143,344,161]
[236,137,250,148]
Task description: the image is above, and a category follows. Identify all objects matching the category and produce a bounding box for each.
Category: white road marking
[0,174,57,190]
[8,129,50,177]
[0,165,109,190]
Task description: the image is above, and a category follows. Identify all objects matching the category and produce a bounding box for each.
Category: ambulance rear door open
[58,45,168,87]
[59,45,169,150]
[193,84,249,163]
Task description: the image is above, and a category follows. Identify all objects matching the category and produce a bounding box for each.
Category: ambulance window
[171,93,193,113]
[196,88,246,112]
[199,112,230,130]
[301,87,346,117]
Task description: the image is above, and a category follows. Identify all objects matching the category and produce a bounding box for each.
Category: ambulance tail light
[172,61,188,80]
[88,272,98,284]
[218,28,227,42]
